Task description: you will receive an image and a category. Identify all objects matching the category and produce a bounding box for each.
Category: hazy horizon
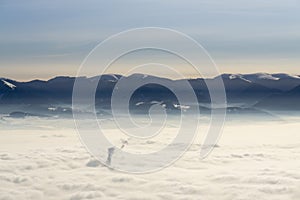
[3,70,300,82]
[1,0,299,80]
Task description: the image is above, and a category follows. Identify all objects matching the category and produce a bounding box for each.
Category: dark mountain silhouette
[254,84,300,110]
[0,73,299,117]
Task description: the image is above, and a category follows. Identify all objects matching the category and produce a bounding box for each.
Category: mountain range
[1,73,300,117]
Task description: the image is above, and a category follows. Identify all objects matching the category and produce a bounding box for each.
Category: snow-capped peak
[288,75,300,79]
[229,74,239,80]
[229,74,252,83]
[273,73,300,80]
[254,73,280,81]
[1,80,16,90]
[106,74,120,82]
[110,74,119,80]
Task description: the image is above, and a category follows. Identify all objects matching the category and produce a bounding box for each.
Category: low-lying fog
[0,114,300,200]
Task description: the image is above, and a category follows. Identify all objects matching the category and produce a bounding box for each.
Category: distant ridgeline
[1,73,300,118]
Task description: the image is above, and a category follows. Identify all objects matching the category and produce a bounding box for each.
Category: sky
[0,0,300,80]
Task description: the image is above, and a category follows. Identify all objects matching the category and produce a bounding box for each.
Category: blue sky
[0,0,299,80]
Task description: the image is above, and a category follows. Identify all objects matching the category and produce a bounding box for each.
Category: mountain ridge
[0,73,299,115]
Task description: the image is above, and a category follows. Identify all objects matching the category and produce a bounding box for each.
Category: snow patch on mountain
[229,74,252,83]
[135,102,144,106]
[255,73,280,81]
[273,74,300,80]
[287,75,300,79]
[110,74,120,80]
[173,104,190,110]
[151,101,162,104]
[1,80,16,90]
[48,107,57,111]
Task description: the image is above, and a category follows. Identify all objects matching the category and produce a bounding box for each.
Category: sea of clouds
[0,117,300,200]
